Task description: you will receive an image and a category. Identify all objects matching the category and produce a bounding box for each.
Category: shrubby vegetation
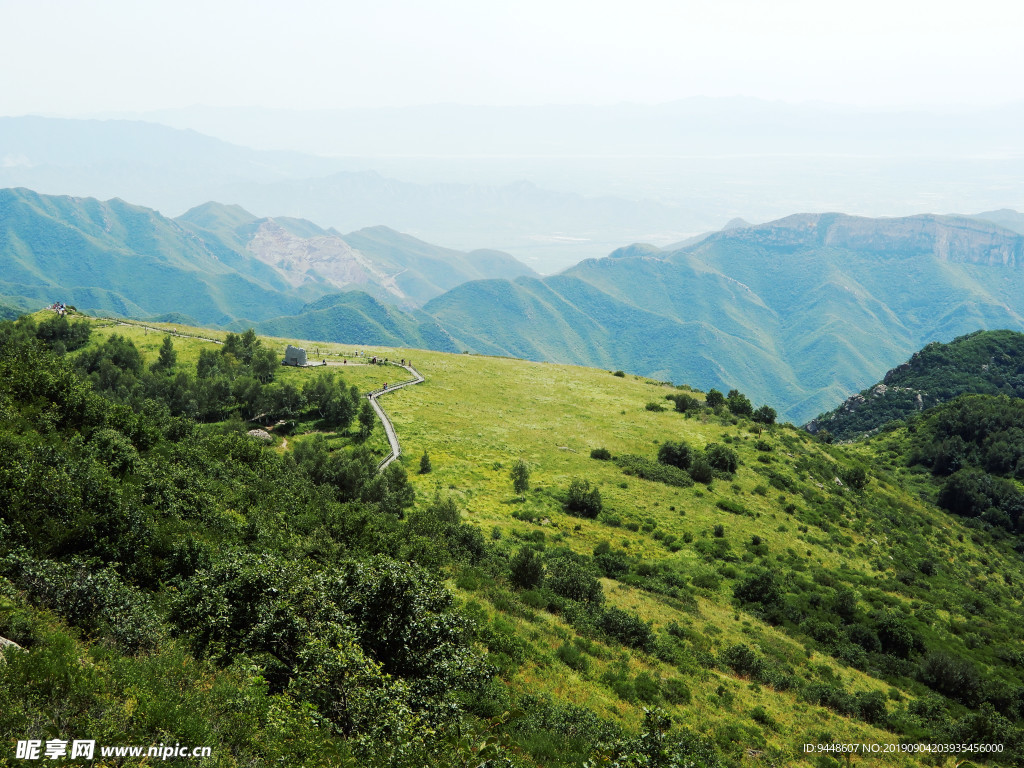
[0,318,737,767]
[3,316,1024,766]
[907,394,1024,537]
[565,477,603,518]
[809,329,1024,440]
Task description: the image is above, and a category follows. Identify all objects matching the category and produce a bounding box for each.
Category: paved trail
[367,363,425,471]
[112,320,225,345]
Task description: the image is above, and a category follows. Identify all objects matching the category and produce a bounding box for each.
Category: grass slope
[65,315,1024,766]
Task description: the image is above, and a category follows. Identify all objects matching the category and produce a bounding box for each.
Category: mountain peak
[177,200,259,230]
[721,217,750,230]
[607,243,663,260]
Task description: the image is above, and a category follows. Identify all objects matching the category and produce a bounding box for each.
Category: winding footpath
[104,317,425,473]
[366,363,425,471]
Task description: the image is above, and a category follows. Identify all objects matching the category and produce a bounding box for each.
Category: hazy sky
[2,0,1022,115]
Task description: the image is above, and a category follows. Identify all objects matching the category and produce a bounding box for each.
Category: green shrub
[599,607,654,651]
[726,390,753,417]
[555,642,589,672]
[565,478,603,518]
[634,671,661,703]
[593,547,631,579]
[670,393,701,413]
[705,389,725,407]
[509,548,544,590]
[88,427,140,475]
[705,444,739,473]
[546,556,603,604]
[837,465,868,490]
[658,441,694,470]
[750,705,776,728]
[716,499,748,515]
[590,447,612,460]
[3,556,162,653]
[733,568,783,613]
[663,677,692,704]
[616,454,694,487]
[721,643,764,678]
[521,589,551,610]
[691,569,722,590]
[689,457,714,484]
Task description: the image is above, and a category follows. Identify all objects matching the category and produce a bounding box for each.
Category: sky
[2,0,1023,115]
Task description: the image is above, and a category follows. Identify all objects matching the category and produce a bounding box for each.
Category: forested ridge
[808,330,1024,441]
[1,314,1024,767]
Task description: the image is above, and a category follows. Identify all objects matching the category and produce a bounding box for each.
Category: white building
[283,345,307,366]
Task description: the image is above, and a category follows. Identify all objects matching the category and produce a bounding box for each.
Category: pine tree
[151,335,177,373]
[510,459,530,496]
[358,400,375,439]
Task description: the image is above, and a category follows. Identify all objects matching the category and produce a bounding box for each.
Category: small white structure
[283,345,307,366]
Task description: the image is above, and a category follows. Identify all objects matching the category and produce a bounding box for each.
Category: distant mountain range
[5,187,1024,423]
[0,117,696,272]
[0,188,533,324]
[176,201,535,307]
[115,99,1024,159]
[422,212,1024,422]
[15,114,1024,276]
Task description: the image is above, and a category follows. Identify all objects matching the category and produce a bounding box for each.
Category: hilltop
[1,311,1022,767]
[806,329,1024,441]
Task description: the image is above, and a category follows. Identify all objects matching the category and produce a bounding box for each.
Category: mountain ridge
[426,211,1024,422]
[0,189,535,322]
[805,328,1024,440]
[8,188,1024,423]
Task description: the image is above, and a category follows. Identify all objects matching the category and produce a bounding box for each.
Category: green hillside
[341,225,538,305]
[1,311,1022,767]
[424,273,797,411]
[248,291,461,353]
[0,190,536,327]
[806,330,1024,441]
